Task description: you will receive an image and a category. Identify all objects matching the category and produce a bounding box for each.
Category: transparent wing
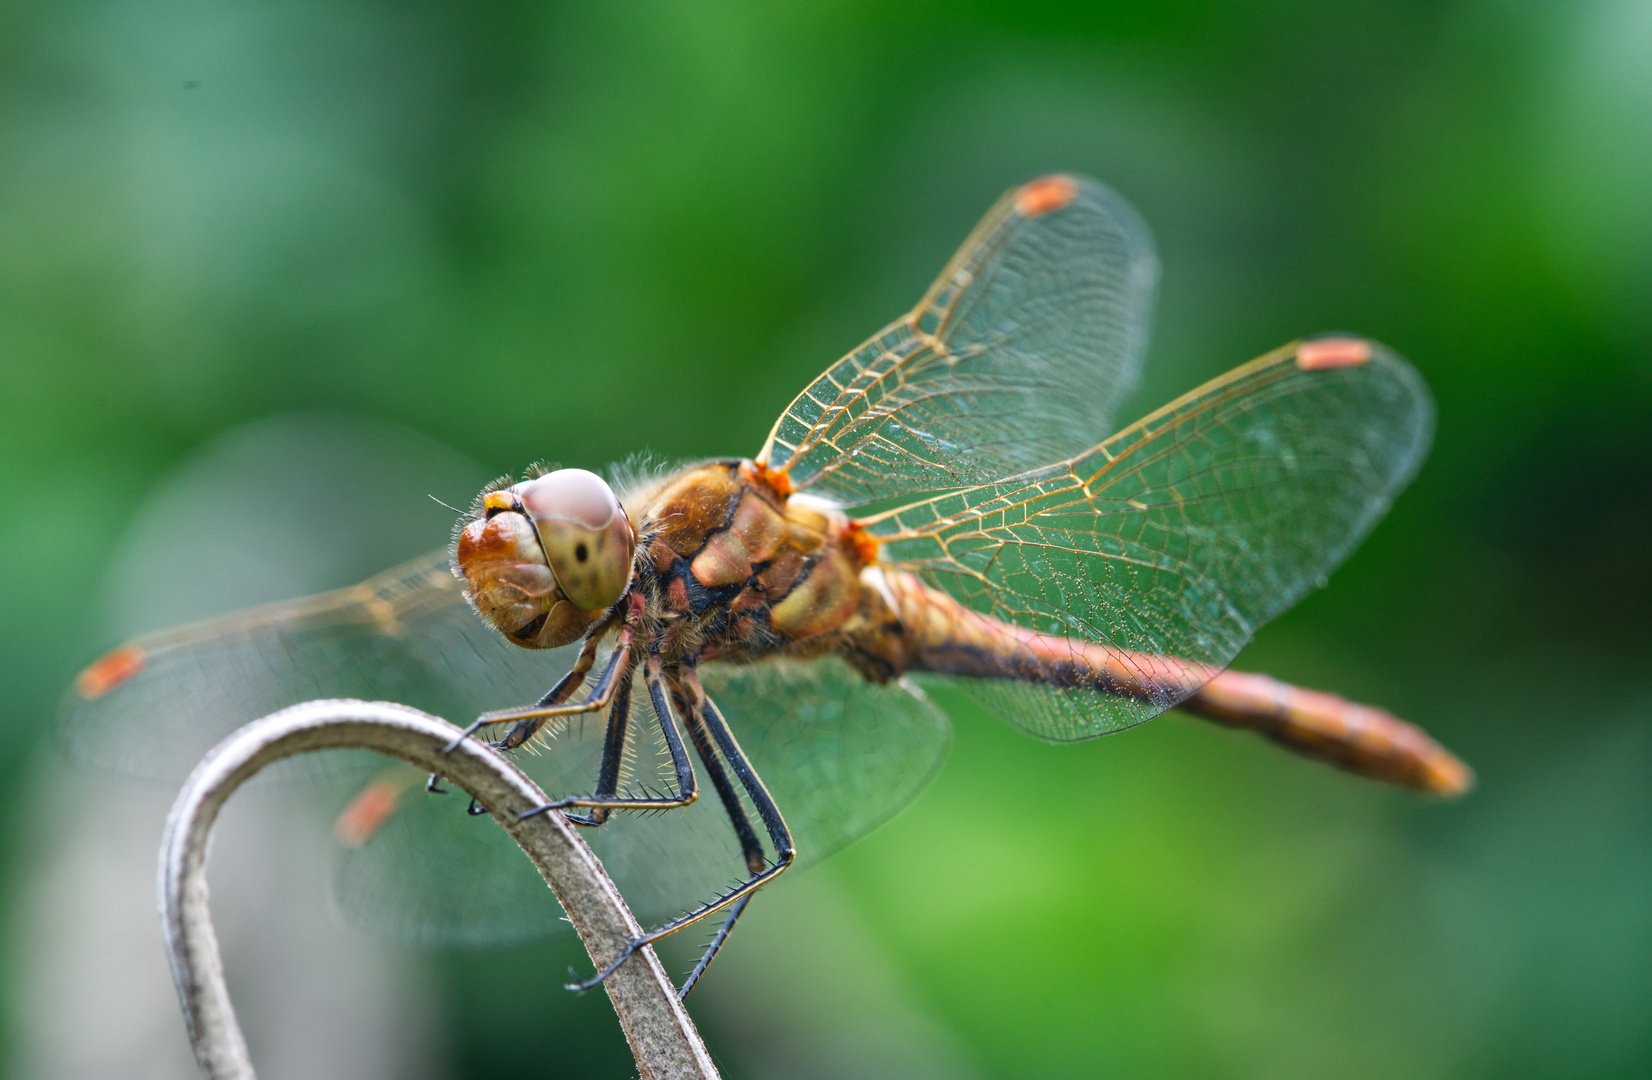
[334,655,951,946]
[60,550,579,782]
[758,173,1157,507]
[675,657,949,880]
[66,553,949,948]
[327,755,575,948]
[862,339,1433,741]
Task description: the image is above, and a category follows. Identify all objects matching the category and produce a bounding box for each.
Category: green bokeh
[2,3,1648,1078]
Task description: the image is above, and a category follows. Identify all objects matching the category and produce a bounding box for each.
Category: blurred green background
[2,2,1649,1078]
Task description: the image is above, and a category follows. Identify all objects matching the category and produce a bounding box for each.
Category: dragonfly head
[454,468,636,649]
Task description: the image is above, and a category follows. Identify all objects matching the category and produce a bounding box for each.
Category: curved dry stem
[157,698,719,1080]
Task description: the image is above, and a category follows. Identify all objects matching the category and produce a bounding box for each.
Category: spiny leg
[673,680,765,873]
[559,673,633,828]
[439,593,644,759]
[693,670,794,869]
[679,894,753,1001]
[668,679,766,998]
[434,632,604,765]
[517,653,698,821]
[566,661,794,995]
[675,666,795,995]
[480,667,638,823]
[427,631,616,796]
[425,635,598,793]
[495,629,630,751]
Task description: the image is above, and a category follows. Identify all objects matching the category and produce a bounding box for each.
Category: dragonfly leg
[660,677,767,995]
[565,664,794,996]
[558,672,633,828]
[436,636,601,756]
[692,673,795,874]
[494,635,625,751]
[441,597,641,756]
[518,654,698,821]
[672,679,765,874]
[678,894,753,1000]
[427,643,604,792]
[430,628,623,798]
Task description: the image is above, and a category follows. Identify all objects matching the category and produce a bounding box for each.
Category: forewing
[61,550,579,782]
[863,339,1433,741]
[333,655,951,946]
[759,174,1157,506]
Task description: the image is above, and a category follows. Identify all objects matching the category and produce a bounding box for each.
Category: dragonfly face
[455,468,635,649]
[64,173,1470,992]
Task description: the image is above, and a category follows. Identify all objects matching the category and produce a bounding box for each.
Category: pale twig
[157,698,719,1080]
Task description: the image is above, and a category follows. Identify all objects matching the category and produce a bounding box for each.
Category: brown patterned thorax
[625,459,883,667]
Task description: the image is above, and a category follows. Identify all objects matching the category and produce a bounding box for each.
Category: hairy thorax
[625,460,900,671]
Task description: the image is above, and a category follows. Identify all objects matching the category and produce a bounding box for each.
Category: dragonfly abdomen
[1176,671,1473,794]
[854,566,1212,700]
[849,567,1471,795]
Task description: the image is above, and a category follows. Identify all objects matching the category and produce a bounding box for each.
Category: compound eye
[516,469,635,611]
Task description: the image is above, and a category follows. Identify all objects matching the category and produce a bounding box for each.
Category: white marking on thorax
[860,565,899,614]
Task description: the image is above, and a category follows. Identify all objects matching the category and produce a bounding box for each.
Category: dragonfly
[64,173,1471,997]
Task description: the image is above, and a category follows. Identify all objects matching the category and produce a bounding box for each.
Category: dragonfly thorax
[623,460,872,666]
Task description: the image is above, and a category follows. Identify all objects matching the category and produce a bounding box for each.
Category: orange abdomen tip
[334,779,403,848]
[75,645,146,699]
[1419,750,1477,799]
[1014,174,1079,217]
[1296,337,1374,371]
